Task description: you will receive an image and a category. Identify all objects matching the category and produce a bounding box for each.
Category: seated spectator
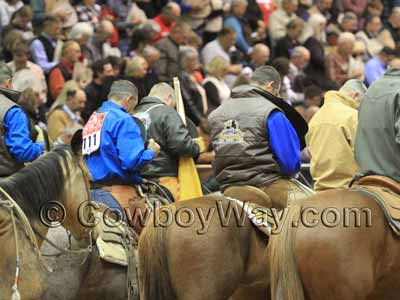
[75,0,101,25]
[338,12,358,34]
[68,22,94,65]
[269,0,298,44]
[203,56,231,111]
[326,32,358,88]
[142,45,161,89]
[348,41,366,82]
[356,16,394,58]
[365,46,395,86]
[47,88,86,144]
[153,20,191,82]
[288,46,310,88]
[82,59,114,121]
[129,20,160,57]
[272,57,302,104]
[224,0,265,55]
[87,20,114,63]
[48,41,81,102]
[152,2,181,43]
[0,0,23,28]
[249,43,270,70]
[179,47,207,128]
[178,0,211,31]
[202,26,243,86]
[343,0,368,19]
[309,0,338,26]
[2,5,33,42]
[30,15,61,74]
[8,41,47,105]
[124,56,150,100]
[202,0,226,44]
[384,7,400,48]
[107,55,122,78]
[273,17,304,59]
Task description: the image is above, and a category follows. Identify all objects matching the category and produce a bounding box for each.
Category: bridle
[0,154,94,299]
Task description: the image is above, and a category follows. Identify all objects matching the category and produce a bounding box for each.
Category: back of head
[218,26,236,38]
[339,79,367,100]
[108,80,138,102]
[148,82,175,106]
[68,22,94,40]
[291,46,308,59]
[250,66,281,94]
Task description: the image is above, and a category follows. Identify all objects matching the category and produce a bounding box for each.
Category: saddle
[353,175,400,235]
[224,185,272,208]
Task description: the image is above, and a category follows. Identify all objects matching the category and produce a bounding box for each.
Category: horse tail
[270,204,305,300]
[138,214,175,300]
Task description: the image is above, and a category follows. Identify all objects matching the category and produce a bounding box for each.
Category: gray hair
[149,83,175,104]
[338,32,355,44]
[142,45,160,58]
[250,66,281,92]
[339,79,367,98]
[179,47,198,67]
[108,80,138,102]
[232,0,248,6]
[291,46,309,59]
[341,12,357,23]
[68,22,94,40]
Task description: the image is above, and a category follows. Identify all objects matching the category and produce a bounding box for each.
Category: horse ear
[70,129,83,156]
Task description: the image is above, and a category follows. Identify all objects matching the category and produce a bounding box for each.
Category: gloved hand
[193,136,207,153]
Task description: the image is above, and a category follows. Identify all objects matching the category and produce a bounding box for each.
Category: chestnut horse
[138,195,273,300]
[269,188,400,300]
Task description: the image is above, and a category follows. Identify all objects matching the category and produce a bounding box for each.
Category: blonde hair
[205,56,229,78]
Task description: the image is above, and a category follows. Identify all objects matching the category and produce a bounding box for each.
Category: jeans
[90,189,125,220]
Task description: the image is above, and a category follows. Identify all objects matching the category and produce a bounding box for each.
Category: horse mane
[0,147,74,220]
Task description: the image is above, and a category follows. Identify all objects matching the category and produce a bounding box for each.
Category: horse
[269,188,400,300]
[138,194,274,300]
[0,147,130,300]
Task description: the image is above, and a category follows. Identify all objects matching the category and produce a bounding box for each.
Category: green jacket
[355,68,400,182]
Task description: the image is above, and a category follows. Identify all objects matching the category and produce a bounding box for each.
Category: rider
[134,82,206,201]
[83,80,160,209]
[355,67,400,183]
[208,66,309,208]
[0,63,44,177]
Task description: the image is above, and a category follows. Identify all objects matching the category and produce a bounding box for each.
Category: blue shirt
[30,35,58,73]
[84,101,155,184]
[365,56,386,86]
[4,107,44,162]
[224,16,252,54]
[267,111,301,176]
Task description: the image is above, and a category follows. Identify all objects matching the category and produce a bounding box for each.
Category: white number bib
[82,112,108,155]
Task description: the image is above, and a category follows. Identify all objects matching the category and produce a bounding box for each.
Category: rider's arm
[115,116,154,172]
[267,110,301,176]
[4,107,44,163]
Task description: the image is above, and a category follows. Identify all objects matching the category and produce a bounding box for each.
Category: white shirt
[0,0,22,27]
[201,39,231,65]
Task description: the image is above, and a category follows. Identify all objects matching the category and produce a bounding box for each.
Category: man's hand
[147,138,161,157]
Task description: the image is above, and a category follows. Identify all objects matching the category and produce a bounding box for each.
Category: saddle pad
[353,186,400,236]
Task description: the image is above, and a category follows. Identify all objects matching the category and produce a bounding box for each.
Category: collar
[61,59,74,72]
[63,104,80,122]
[383,67,400,77]
[324,91,359,109]
[102,100,128,113]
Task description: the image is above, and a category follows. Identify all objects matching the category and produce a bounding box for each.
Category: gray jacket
[208,85,282,190]
[355,68,400,182]
[0,93,23,176]
[134,96,200,178]
[153,37,180,82]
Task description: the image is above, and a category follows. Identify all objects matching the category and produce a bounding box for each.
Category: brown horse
[269,188,400,300]
[0,147,130,300]
[138,195,273,300]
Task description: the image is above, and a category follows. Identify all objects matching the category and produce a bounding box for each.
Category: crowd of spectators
[2,0,400,145]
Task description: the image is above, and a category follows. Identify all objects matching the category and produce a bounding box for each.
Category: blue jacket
[84,101,154,184]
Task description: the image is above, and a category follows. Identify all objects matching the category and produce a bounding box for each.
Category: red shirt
[152,15,175,44]
[49,60,74,100]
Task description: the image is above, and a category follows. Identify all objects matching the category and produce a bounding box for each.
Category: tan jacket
[306,91,360,191]
[47,107,80,144]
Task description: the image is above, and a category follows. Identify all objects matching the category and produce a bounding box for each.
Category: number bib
[82,112,108,155]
